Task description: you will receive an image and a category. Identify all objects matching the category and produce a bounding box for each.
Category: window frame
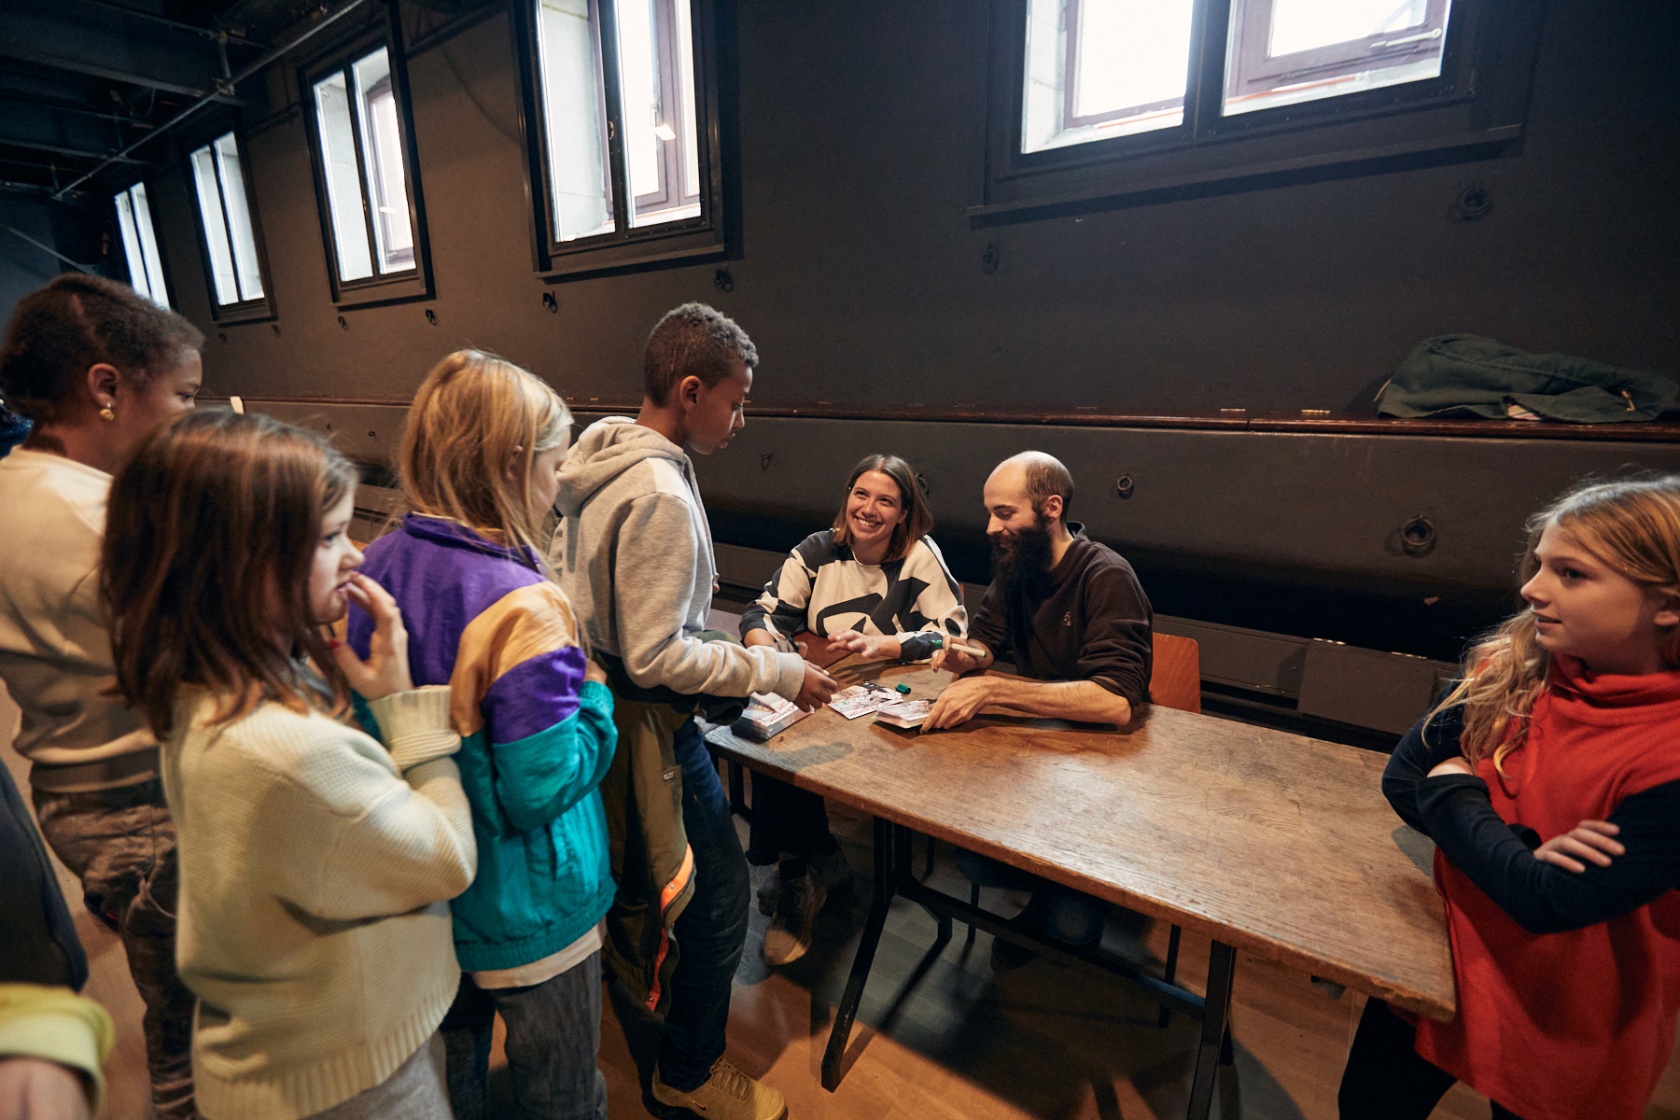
[113,180,174,309]
[976,0,1544,225]
[512,0,731,279]
[184,126,276,324]
[1224,0,1453,111]
[298,18,433,308]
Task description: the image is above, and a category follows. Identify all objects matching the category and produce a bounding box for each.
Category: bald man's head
[988,451,1074,525]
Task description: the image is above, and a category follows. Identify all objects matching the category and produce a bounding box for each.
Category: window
[980,0,1542,222]
[301,31,431,305]
[1224,0,1452,117]
[114,182,170,308]
[517,0,728,276]
[188,131,272,320]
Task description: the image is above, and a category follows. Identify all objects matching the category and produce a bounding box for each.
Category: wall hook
[714,268,735,293]
[542,292,558,313]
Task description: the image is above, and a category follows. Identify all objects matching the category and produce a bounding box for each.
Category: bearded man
[926,451,1154,968]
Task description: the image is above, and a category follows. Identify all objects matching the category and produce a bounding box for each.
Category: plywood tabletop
[709,658,1455,1022]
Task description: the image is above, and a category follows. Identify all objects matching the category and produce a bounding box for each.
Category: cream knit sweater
[160,685,476,1120]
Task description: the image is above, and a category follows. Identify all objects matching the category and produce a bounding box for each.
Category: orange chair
[1148,632,1202,1025]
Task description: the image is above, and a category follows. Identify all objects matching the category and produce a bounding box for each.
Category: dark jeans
[442,951,608,1120]
[33,780,196,1120]
[1339,999,1527,1120]
[745,774,835,866]
[659,718,750,1091]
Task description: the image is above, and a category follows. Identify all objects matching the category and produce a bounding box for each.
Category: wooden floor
[7,689,1680,1120]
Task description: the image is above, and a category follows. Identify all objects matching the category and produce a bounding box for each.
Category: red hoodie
[1417,655,1680,1120]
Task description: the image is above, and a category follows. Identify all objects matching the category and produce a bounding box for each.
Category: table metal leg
[821,816,898,1091]
[1158,924,1183,1028]
[1184,941,1237,1120]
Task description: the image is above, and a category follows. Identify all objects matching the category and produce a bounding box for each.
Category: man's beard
[991,515,1054,584]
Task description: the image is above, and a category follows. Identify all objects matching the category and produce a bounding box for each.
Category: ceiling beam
[0,104,155,164]
[0,1,247,103]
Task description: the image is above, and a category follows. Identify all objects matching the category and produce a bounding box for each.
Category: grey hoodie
[551,417,805,700]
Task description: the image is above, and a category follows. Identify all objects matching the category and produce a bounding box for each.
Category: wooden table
[706,656,1455,1120]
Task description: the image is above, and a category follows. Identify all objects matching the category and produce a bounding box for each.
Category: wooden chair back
[1150,632,1202,714]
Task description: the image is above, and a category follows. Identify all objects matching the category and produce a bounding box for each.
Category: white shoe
[652,1059,788,1120]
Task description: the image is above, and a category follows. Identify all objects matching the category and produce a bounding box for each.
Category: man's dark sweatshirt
[969,525,1153,707]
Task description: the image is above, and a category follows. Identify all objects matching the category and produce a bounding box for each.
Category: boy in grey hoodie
[552,303,835,1120]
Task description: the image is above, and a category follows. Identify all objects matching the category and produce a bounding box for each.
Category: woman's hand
[584,658,608,686]
[1426,756,1475,779]
[1534,820,1624,873]
[831,630,902,661]
[331,573,413,701]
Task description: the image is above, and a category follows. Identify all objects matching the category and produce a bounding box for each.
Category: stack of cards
[733,692,809,740]
[828,682,894,720]
[874,698,934,729]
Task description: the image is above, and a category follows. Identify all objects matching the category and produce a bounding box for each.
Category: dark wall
[168,0,1680,413]
[0,200,62,334]
[93,0,1680,657]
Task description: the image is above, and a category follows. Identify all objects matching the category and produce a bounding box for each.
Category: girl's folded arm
[1416,776,1680,934]
[1382,703,1467,834]
[268,725,477,922]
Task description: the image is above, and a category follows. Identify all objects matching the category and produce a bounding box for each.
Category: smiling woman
[739,451,967,966]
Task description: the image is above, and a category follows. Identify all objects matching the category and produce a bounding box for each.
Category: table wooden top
[709,657,1456,1021]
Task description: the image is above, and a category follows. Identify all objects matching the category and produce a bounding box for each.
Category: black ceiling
[0,0,329,198]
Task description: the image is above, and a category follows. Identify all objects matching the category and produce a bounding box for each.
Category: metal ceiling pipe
[52,0,372,200]
[79,0,264,49]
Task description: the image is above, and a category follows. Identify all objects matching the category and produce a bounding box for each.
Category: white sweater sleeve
[263,697,476,922]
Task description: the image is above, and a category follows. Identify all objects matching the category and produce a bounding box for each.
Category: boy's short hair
[642,302,758,406]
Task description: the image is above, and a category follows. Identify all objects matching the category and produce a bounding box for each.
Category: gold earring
[99,405,116,421]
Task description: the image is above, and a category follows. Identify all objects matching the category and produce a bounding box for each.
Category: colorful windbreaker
[348,514,617,972]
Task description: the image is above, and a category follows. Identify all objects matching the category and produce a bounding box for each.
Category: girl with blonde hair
[1342,475,1680,1120]
[347,350,617,1120]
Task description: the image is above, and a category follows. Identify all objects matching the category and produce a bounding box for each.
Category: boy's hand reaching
[793,662,838,711]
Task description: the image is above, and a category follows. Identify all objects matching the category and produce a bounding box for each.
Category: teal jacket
[350,515,618,972]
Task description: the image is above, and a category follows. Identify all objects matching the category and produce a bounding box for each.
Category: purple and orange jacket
[348,514,617,972]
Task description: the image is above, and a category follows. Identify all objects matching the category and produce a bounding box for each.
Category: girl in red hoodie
[1341,475,1680,1120]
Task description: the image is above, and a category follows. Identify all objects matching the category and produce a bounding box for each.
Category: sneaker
[762,872,826,966]
[754,863,780,917]
[652,1058,788,1120]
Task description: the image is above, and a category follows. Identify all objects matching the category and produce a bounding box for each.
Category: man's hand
[931,646,981,675]
[1534,819,1624,873]
[831,630,902,661]
[0,1057,92,1120]
[924,676,995,731]
[793,662,838,711]
[332,574,413,701]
